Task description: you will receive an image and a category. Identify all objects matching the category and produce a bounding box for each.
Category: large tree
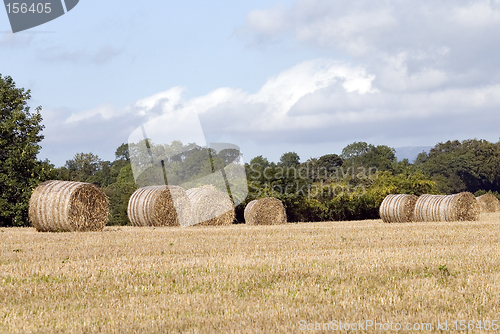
[0,74,51,226]
[279,152,300,168]
[341,141,396,171]
[415,139,500,194]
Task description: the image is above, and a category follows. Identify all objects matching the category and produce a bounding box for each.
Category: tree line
[2,73,500,226]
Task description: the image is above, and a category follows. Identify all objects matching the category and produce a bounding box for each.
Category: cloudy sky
[2,0,500,166]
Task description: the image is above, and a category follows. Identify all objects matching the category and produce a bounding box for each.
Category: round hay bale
[186,185,235,226]
[244,197,287,225]
[379,194,418,223]
[414,192,480,222]
[29,180,109,232]
[476,194,500,212]
[127,185,192,227]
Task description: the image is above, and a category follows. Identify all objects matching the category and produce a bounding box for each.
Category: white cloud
[240,0,500,76]
[245,4,289,37]
[131,86,185,118]
[249,59,374,114]
[451,1,500,27]
[36,0,500,166]
[188,87,246,114]
[65,103,116,123]
[242,0,399,54]
[45,54,500,166]
[376,53,449,92]
[294,10,396,55]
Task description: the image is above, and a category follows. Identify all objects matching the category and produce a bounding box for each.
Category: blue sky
[2,0,500,167]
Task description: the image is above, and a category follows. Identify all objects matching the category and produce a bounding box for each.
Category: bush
[104,182,137,225]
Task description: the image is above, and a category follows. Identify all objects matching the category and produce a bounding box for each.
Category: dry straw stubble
[244,197,287,225]
[476,193,500,213]
[379,194,418,223]
[29,180,109,232]
[127,185,192,227]
[414,192,480,222]
[186,185,235,226]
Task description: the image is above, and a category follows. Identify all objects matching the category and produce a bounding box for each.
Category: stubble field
[1,214,500,333]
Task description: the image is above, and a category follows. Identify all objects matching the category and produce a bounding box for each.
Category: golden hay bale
[244,197,287,225]
[379,194,418,223]
[127,185,192,227]
[186,185,235,226]
[414,192,480,222]
[29,180,109,232]
[476,194,500,213]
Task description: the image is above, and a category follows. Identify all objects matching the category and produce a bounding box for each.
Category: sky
[2,0,500,167]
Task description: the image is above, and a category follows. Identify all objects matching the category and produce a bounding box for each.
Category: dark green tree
[217,148,241,165]
[341,142,396,171]
[0,74,52,226]
[413,152,429,165]
[115,143,129,161]
[279,152,300,168]
[87,160,116,187]
[341,142,371,160]
[104,163,137,226]
[246,155,273,184]
[317,153,343,169]
[65,152,102,181]
[416,139,500,194]
[309,153,344,182]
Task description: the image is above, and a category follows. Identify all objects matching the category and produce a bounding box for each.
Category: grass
[0,213,499,333]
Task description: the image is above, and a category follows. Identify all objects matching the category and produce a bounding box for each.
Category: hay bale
[476,194,500,212]
[379,194,418,223]
[414,192,480,222]
[186,185,235,226]
[29,180,109,232]
[127,185,192,227]
[244,197,287,225]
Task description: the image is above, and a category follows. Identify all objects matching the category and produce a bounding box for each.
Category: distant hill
[395,146,432,163]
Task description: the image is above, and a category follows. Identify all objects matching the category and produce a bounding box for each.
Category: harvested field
[1,214,499,333]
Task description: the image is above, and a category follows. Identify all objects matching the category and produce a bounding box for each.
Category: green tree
[416,139,500,194]
[87,161,115,187]
[65,152,102,182]
[55,151,120,187]
[217,148,241,164]
[115,143,129,161]
[296,154,343,183]
[0,74,52,226]
[279,152,300,168]
[341,142,396,171]
[341,142,371,160]
[103,162,137,226]
[116,163,134,183]
[413,152,429,165]
[317,153,343,169]
[101,144,138,225]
